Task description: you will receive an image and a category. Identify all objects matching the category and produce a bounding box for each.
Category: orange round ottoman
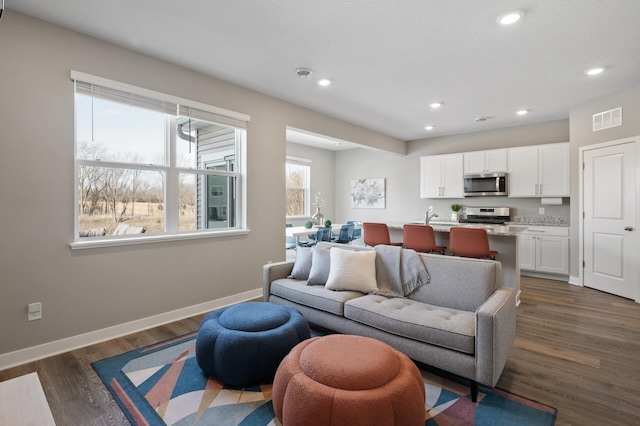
[272,335,425,426]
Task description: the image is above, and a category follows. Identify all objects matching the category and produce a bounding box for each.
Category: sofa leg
[470,381,478,402]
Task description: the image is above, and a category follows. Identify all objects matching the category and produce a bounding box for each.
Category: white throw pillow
[325,248,377,293]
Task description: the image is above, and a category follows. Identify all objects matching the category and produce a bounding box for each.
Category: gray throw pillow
[307,246,331,285]
[289,247,313,279]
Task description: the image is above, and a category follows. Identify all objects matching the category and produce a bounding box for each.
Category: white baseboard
[521,270,569,282]
[568,275,582,286]
[0,288,263,372]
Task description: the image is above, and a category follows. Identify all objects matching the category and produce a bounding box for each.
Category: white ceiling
[6,0,640,147]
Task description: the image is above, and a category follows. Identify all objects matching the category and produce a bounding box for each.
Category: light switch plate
[28,302,42,321]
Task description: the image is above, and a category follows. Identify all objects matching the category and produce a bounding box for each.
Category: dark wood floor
[1,276,639,425]
[499,276,640,425]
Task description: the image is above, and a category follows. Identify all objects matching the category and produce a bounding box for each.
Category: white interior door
[583,141,637,299]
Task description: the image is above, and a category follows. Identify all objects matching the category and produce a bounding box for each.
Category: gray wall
[0,12,402,358]
[569,84,640,277]
[334,120,571,225]
[286,142,336,226]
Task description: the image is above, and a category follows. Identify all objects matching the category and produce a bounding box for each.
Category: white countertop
[387,221,528,237]
[506,221,570,227]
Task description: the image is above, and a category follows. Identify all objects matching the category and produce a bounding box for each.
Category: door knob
[624,226,634,231]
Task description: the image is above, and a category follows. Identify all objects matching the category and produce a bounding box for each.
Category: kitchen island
[386,221,527,305]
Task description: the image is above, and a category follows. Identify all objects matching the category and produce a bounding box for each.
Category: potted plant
[450,204,462,221]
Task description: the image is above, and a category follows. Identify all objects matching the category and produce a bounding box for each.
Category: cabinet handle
[624,226,634,231]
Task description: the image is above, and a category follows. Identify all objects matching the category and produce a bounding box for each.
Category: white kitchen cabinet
[508,142,569,197]
[420,154,464,198]
[464,149,508,174]
[518,226,569,276]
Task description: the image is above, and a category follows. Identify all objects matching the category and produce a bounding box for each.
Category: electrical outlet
[539,207,545,215]
[428,206,434,213]
[28,302,42,321]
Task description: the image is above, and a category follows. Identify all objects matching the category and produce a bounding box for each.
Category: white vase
[451,212,459,221]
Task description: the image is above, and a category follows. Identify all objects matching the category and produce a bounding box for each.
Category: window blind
[75,81,178,115]
[71,71,249,129]
[178,105,247,130]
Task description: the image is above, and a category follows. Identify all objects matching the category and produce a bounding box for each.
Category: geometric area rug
[92,332,557,426]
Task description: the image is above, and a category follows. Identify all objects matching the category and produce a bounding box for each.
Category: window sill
[69,228,250,250]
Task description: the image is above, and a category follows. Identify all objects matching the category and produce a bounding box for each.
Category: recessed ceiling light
[585,67,604,76]
[497,10,524,25]
[425,125,434,130]
[430,102,442,109]
[318,79,331,86]
[516,110,528,115]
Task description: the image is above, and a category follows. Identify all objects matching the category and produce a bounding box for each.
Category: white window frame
[286,156,311,219]
[70,71,250,249]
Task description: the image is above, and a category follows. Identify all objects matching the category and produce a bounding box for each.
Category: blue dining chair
[332,223,355,244]
[347,221,362,240]
[285,224,297,250]
[299,227,332,247]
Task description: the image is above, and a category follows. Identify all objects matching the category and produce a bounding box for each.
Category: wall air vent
[593,107,622,132]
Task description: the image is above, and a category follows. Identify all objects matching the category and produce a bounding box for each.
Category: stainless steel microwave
[464,173,508,197]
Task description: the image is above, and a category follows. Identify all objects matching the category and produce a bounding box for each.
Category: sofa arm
[262,261,295,301]
[475,286,516,387]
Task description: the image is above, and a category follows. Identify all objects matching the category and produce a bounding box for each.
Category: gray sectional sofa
[262,242,516,401]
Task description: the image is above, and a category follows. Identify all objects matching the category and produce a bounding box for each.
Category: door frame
[579,135,640,303]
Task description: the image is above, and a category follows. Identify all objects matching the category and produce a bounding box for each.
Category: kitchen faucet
[425,211,438,225]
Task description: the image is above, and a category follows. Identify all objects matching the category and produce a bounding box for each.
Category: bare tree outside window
[74,74,246,240]
[286,162,309,216]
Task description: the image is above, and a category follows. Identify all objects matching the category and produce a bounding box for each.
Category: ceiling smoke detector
[296,68,313,79]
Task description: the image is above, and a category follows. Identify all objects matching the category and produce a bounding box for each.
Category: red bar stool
[362,222,402,247]
[402,224,446,254]
[449,227,498,260]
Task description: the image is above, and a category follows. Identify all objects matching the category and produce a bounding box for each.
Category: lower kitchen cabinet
[518,226,569,276]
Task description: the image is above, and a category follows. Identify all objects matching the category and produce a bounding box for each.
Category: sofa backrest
[316,242,502,312]
[410,253,502,312]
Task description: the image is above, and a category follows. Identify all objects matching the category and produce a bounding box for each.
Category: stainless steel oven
[459,207,510,224]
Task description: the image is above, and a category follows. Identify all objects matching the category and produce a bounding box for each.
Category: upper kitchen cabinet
[420,154,464,198]
[463,149,508,174]
[508,142,569,197]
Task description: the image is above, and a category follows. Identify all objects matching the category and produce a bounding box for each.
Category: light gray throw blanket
[373,245,430,297]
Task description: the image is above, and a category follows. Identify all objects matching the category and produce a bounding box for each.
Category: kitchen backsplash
[510,215,569,225]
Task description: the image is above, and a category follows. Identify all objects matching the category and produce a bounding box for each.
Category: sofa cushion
[325,249,377,293]
[344,295,476,354]
[271,278,365,316]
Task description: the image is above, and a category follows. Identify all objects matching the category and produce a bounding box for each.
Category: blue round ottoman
[195,302,310,386]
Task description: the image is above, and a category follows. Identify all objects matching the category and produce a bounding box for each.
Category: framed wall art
[351,178,385,209]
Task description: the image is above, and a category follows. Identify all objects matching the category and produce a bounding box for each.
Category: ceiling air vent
[593,107,622,132]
